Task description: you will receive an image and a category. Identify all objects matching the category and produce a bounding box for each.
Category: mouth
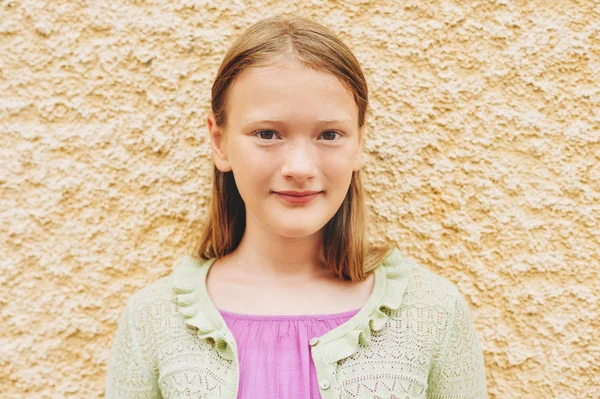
[273,191,322,204]
[273,191,323,197]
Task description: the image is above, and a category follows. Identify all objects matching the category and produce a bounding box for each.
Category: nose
[280,141,317,183]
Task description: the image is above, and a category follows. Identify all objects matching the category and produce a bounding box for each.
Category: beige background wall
[1,0,599,398]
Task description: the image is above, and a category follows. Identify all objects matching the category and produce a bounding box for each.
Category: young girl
[105,15,487,399]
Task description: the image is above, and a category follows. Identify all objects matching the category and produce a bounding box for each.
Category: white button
[309,337,319,346]
[319,379,330,390]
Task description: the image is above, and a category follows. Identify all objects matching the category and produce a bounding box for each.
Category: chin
[274,223,326,239]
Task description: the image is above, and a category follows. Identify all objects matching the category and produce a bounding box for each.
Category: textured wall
[1,0,599,398]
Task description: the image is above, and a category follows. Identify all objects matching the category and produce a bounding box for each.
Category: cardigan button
[309,337,319,346]
[319,379,330,390]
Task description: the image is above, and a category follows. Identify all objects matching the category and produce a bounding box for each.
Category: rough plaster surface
[1,0,599,398]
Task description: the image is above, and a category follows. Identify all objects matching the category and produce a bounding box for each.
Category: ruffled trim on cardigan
[171,256,236,361]
[170,247,411,365]
[317,247,410,365]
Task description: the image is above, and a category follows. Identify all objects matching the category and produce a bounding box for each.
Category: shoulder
[382,250,475,345]
[122,274,176,327]
[123,254,216,327]
[121,256,204,327]
[407,258,461,300]
[385,249,465,312]
[128,274,173,305]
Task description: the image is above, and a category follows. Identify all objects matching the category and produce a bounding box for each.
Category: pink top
[218,307,361,398]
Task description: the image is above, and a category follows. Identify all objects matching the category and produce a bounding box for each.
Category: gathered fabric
[219,307,359,398]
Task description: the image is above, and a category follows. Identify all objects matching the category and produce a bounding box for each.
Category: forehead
[226,61,358,126]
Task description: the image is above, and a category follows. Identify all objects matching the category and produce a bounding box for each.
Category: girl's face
[208,60,363,239]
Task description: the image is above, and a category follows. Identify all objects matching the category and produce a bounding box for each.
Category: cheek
[321,156,353,181]
[230,143,264,174]
[230,150,271,194]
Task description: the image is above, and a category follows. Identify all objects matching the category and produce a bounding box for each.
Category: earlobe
[207,112,232,172]
[353,151,362,172]
[353,127,364,172]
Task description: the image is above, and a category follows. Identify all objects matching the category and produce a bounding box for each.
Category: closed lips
[275,191,321,196]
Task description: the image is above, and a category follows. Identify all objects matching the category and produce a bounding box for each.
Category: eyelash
[252,130,344,141]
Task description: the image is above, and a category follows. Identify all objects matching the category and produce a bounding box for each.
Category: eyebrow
[241,117,353,126]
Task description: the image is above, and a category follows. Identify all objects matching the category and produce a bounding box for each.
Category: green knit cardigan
[105,247,488,398]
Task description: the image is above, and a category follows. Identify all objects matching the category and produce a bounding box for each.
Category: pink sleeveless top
[218,307,361,398]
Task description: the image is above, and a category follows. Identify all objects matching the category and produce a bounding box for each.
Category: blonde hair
[193,14,394,282]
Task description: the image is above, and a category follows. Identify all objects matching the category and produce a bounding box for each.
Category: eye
[319,131,343,141]
[252,130,343,141]
[252,130,280,140]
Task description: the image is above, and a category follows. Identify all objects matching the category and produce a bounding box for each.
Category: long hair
[193,14,394,282]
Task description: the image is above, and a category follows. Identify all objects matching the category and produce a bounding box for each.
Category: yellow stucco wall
[2,0,599,398]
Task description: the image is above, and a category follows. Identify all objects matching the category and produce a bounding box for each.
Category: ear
[352,137,363,172]
[352,112,366,172]
[207,112,232,172]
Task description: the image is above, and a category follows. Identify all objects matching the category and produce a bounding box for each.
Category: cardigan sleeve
[427,290,488,399]
[105,297,161,399]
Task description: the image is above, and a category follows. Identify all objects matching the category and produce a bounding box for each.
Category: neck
[222,214,330,283]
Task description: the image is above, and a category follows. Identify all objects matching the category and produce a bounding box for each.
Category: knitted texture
[105,248,487,398]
